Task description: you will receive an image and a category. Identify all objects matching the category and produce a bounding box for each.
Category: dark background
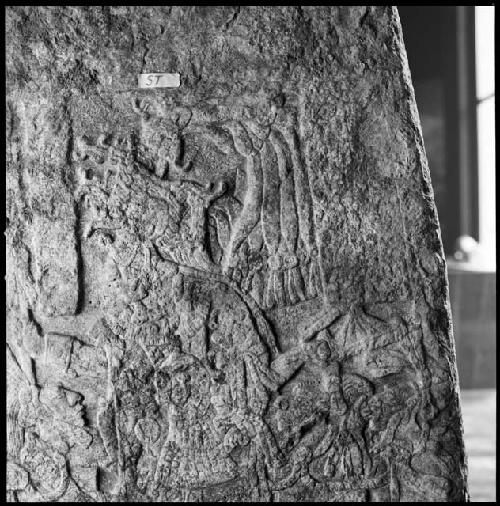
[399,6,478,255]
[399,8,495,500]
[398,6,494,390]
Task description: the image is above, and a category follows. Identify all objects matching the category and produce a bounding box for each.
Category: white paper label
[138,73,180,89]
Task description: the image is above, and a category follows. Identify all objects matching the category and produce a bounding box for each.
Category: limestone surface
[6,6,468,502]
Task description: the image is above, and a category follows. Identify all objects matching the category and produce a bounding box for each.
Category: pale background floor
[461,388,496,502]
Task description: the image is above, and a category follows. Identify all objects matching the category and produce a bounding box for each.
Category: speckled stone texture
[6,6,468,502]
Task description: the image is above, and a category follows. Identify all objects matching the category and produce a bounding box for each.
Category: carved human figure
[312,337,348,417]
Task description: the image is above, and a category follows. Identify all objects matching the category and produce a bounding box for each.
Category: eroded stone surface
[6,6,468,502]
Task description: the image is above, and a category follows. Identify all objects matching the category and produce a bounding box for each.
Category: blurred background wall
[398,5,496,390]
[398,6,495,502]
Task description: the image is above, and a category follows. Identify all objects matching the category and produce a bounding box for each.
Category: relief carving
[6,5,467,502]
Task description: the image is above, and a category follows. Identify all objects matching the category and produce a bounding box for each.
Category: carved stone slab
[6,6,468,502]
